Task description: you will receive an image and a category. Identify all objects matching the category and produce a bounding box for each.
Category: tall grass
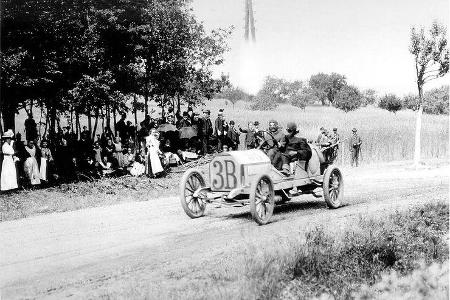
[209,99,449,165]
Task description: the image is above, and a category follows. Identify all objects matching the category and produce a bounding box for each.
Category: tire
[323,165,343,209]
[180,169,207,218]
[249,174,275,225]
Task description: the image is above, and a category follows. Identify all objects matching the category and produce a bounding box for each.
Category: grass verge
[246,202,449,300]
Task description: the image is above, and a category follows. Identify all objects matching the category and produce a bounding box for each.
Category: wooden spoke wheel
[180,169,207,218]
[323,165,343,208]
[250,174,275,225]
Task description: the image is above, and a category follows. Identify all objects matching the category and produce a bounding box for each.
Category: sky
[190,0,449,96]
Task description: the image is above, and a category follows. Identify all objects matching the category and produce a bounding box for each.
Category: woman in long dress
[39,140,53,182]
[1,130,18,191]
[23,140,41,186]
[145,129,164,177]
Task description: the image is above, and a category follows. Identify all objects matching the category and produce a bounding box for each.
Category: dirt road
[1,161,448,299]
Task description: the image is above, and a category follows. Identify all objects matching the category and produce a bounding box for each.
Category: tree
[361,89,378,106]
[333,85,363,112]
[402,93,420,111]
[423,85,449,115]
[217,85,250,108]
[379,94,403,114]
[309,73,347,105]
[409,21,449,167]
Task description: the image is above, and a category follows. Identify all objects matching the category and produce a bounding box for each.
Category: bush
[333,85,363,112]
[403,93,420,111]
[423,85,449,115]
[379,94,403,113]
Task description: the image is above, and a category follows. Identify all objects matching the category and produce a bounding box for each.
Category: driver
[266,120,285,170]
[281,122,312,176]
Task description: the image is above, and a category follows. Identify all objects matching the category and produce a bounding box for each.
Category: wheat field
[207,99,449,165]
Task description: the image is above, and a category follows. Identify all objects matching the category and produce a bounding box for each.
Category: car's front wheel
[249,174,275,225]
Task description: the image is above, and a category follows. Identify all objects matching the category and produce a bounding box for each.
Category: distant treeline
[217,74,448,115]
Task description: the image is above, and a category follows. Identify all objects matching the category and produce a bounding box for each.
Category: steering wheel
[256,130,278,150]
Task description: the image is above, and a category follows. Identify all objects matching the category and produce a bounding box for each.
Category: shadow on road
[223,199,333,222]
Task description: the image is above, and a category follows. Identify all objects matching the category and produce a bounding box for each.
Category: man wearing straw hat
[1,129,18,191]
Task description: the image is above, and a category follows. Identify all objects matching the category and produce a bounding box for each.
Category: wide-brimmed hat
[2,129,14,139]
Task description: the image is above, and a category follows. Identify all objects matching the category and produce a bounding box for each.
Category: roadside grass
[0,172,180,222]
[249,201,449,300]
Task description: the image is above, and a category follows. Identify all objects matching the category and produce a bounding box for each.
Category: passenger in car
[280,122,312,176]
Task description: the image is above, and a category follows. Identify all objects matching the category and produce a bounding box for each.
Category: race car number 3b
[211,159,237,190]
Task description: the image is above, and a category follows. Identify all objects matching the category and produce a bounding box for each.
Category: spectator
[24,113,38,142]
[81,126,90,140]
[1,130,18,191]
[214,109,225,151]
[103,138,115,166]
[116,113,127,140]
[23,140,41,186]
[239,122,256,149]
[101,127,114,148]
[92,140,110,171]
[55,138,76,182]
[39,139,54,183]
[112,136,126,169]
[123,147,136,168]
[145,129,164,177]
[177,111,191,129]
[226,120,240,150]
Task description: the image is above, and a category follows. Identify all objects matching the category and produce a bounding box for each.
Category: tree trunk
[92,108,100,140]
[413,86,423,168]
[101,108,105,132]
[144,84,149,116]
[134,94,138,151]
[76,111,80,137]
[49,104,57,143]
[70,107,74,133]
[43,107,50,138]
[113,106,117,135]
[0,111,4,134]
[106,104,111,129]
[88,110,92,137]
[413,105,423,168]
[38,104,44,138]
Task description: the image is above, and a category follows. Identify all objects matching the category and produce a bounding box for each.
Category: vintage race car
[180,133,343,225]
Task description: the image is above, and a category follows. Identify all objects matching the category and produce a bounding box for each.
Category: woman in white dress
[39,140,53,182]
[1,130,18,191]
[23,140,41,185]
[145,129,164,177]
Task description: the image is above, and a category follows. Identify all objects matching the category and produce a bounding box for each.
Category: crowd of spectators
[0,107,259,192]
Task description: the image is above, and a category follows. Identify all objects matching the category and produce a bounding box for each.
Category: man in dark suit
[201,110,213,155]
[226,120,240,150]
[281,122,312,176]
[214,109,225,152]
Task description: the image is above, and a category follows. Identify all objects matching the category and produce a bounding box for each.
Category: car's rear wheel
[250,174,275,225]
[323,165,343,208]
[180,169,207,218]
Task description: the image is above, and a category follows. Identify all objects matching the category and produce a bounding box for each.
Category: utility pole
[244,0,256,42]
